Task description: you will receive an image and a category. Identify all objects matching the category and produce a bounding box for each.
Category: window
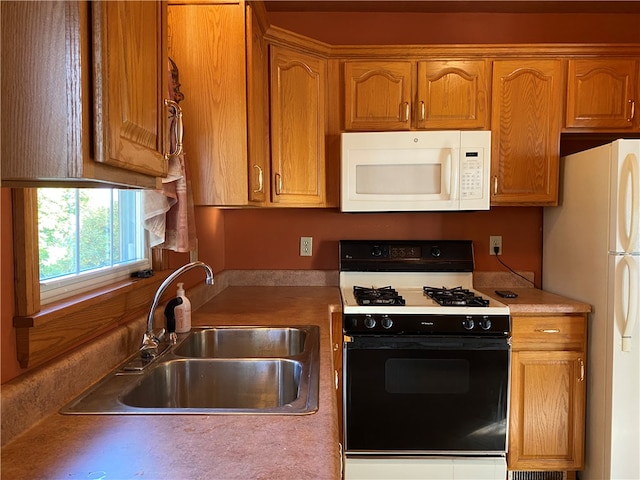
[38,188,149,304]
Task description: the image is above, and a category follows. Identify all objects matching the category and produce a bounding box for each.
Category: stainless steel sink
[60,325,319,415]
[122,358,302,409]
[173,326,307,358]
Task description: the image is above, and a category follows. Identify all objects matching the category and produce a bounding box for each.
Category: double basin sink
[61,325,320,415]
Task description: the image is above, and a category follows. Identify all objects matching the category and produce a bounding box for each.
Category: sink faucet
[140,261,214,358]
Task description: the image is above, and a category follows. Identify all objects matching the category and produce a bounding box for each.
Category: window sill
[13,270,173,369]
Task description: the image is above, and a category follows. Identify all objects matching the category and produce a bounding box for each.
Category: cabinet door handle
[419,101,426,121]
[535,328,561,333]
[493,176,498,196]
[164,99,183,159]
[578,357,585,382]
[402,102,410,122]
[252,164,264,193]
[275,173,282,195]
[628,99,636,121]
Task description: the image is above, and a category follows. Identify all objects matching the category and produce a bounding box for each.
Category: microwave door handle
[445,149,459,200]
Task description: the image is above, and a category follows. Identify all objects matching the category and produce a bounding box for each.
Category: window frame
[11,188,170,370]
[37,187,150,305]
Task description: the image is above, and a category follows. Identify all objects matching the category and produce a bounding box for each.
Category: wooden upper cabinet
[491,59,564,206]
[343,59,490,131]
[416,60,491,129]
[344,61,414,131]
[92,1,168,178]
[566,58,639,130]
[247,3,271,205]
[0,1,167,188]
[167,3,249,206]
[270,45,327,205]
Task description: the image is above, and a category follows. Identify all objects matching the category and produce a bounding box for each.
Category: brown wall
[266,11,640,44]
[217,206,543,275]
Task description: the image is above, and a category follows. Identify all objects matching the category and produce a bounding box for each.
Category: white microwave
[340,130,491,212]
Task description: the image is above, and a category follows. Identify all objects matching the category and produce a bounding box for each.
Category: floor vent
[509,472,566,480]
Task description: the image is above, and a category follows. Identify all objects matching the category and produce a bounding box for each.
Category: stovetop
[339,240,511,335]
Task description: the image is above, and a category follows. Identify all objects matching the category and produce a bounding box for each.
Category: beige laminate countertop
[1,286,342,480]
[476,287,592,315]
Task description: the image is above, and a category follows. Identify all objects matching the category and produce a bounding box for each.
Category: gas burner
[423,286,490,307]
[353,286,406,306]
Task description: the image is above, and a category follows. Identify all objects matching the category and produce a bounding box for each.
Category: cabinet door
[270,45,326,205]
[416,60,490,129]
[566,58,638,130]
[509,350,586,471]
[491,59,564,206]
[93,1,168,178]
[247,4,270,205]
[167,4,248,206]
[344,61,414,131]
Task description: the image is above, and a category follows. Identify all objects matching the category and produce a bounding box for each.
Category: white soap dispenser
[175,282,192,333]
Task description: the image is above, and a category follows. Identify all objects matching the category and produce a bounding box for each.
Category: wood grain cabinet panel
[491,59,564,206]
[247,4,271,205]
[566,58,639,130]
[508,314,587,473]
[343,59,490,131]
[416,60,490,129]
[270,45,327,205]
[167,3,249,206]
[344,61,414,131]
[1,0,167,188]
[93,1,168,178]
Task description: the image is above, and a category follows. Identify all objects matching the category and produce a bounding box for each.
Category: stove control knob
[462,317,475,330]
[381,315,393,329]
[364,315,376,329]
[479,317,492,330]
[430,247,441,257]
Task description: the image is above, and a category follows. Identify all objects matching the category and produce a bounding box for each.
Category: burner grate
[353,286,406,306]
[423,286,489,307]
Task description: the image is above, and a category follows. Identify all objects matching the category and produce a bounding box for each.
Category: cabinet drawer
[511,315,586,350]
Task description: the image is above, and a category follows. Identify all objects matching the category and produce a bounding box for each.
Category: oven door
[344,334,510,455]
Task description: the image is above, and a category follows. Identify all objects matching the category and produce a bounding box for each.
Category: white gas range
[339,240,511,480]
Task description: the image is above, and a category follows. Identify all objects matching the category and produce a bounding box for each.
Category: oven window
[385,358,469,394]
[345,337,509,454]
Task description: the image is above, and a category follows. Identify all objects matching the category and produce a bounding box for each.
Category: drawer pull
[535,328,560,333]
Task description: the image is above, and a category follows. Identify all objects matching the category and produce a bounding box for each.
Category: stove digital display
[389,246,421,259]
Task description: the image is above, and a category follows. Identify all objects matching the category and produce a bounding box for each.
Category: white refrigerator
[543,139,639,480]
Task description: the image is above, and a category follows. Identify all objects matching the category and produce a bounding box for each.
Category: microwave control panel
[460,149,484,199]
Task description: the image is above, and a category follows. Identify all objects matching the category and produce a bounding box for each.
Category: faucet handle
[164,297,183,344]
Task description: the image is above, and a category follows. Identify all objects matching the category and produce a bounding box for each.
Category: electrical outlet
[489,235,502,256]
[300,236,313,256]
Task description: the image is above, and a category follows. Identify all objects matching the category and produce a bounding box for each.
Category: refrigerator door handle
[620,256,639,352]
[619,153,639,253]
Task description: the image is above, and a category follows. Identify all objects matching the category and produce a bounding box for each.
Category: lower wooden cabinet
[508,315,587,472]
